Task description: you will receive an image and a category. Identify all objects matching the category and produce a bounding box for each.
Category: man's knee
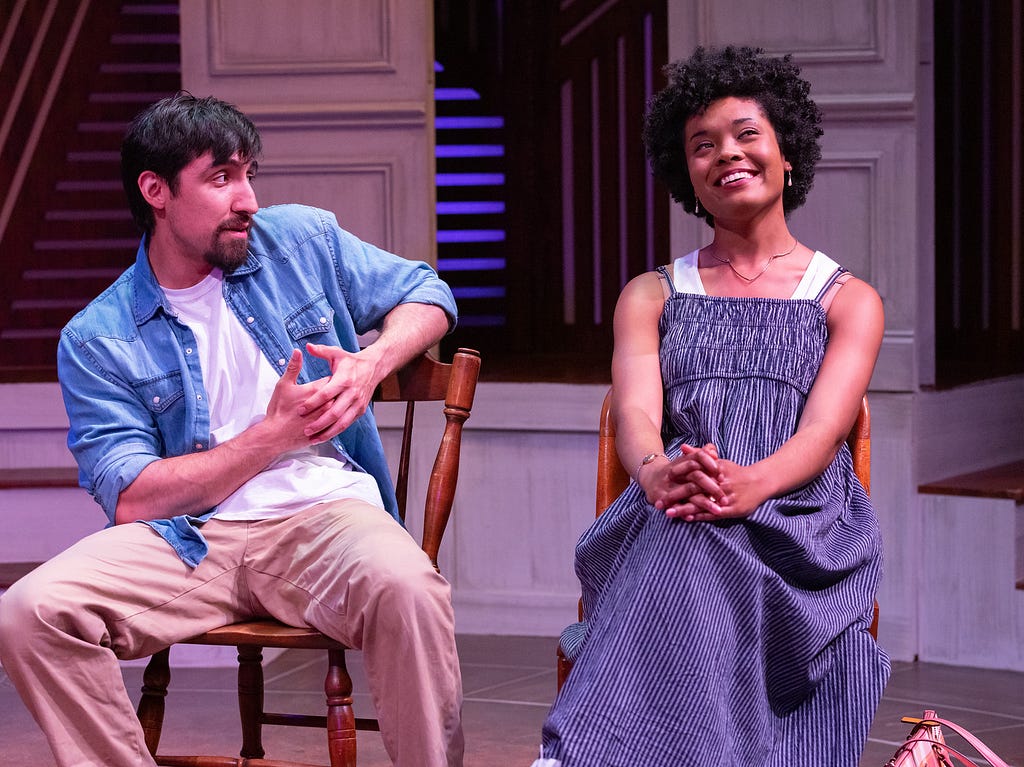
[363,553,454,627]
[0,576,50,659]
[0,562,103,655]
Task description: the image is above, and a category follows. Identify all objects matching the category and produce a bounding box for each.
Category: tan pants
[0,500,464,767]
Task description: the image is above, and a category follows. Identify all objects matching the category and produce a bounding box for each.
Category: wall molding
[818,93,916,121]
[257,159,395,251]
[207,0,394,76]
[240,102,428,129]
[697,0,886,63]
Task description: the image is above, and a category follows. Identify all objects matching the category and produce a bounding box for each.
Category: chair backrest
[846,396,870,496]
[373,347,480,568]
[596,390,871,515]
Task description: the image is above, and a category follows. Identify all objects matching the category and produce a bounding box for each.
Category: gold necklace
[708,239,798,283]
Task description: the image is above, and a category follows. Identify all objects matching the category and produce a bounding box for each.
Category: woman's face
[683,96,791,223]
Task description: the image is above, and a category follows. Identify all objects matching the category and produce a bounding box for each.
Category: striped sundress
[535,250,890,767]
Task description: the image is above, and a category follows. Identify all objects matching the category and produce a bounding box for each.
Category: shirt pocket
[285,297,337,378]
[132,371,185,416]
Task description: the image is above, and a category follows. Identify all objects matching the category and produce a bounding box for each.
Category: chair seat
[183,620,346,651]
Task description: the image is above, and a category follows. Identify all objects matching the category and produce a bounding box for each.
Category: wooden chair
[556,390,876,691]
[135,347,481,767]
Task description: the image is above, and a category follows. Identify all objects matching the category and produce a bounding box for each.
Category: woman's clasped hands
[637,444,763,522]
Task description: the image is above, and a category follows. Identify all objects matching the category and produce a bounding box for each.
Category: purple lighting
[435,88,481,101]
[436,173,505,187]
[457,315,506,327]
[436,201,505,215]
[452,287,506,299]
[435,144,505,158]
[437,258,506,271]
[436,116,505,130]
[437,230,506,244]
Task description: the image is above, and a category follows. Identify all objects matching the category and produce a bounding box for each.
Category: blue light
[436,116,505,130]
[436,173,505,187]
[457,315,506,327]
[435,88,481,101]
[437,258,507,271]
[437,230,506,243]
[451,287,506,299]
[436,144,505,158]
[437,201,506,215]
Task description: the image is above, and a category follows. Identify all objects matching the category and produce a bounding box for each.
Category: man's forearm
[361,303,451,383]
[113,418,285,524]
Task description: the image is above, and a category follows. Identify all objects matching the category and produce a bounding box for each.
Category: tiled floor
[2,634,1022,766]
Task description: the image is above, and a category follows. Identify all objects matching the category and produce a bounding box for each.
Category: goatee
[205,222,250,272]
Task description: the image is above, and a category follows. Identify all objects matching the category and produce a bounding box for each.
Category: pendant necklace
[709,238,798,283]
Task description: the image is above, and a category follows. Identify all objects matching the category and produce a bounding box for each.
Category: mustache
[218,214,252,232]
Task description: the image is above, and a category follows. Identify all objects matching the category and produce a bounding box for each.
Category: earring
[786,170,793,188]
[694,197,701,215]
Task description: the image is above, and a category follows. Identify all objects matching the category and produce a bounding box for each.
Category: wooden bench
[0,467,80,490]
[918,459,1024,504]
[918,459,1024,590]
[916,458,1024,670]
[0,562,41,589]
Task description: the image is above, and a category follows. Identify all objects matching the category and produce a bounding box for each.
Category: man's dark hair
[120,92,263,233]
[642,45,823,226]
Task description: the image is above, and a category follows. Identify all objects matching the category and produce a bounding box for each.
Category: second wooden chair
[557,390,876,691]
[135,347,481,767]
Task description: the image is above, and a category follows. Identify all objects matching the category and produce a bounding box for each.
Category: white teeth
[719,171,753,185]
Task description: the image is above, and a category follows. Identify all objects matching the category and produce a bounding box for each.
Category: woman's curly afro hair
[642,45,823,226]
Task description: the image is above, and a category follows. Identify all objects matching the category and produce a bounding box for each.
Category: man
[0,93,463,766]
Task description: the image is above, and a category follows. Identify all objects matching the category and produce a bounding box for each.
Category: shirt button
[196,394,202,400]
[319,316,327,324]
[278,358,286,366]
[195,443,203,450]
[152,396,160,404]
[186,348,193,354]
[246,316,255,324]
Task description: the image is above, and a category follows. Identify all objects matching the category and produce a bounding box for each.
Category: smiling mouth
[717,170,755,186]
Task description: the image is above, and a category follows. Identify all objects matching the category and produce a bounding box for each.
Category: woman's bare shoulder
[827,275,884,340]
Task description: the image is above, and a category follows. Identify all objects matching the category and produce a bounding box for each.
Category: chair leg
[137,648,171,757]
[325,648,357,767]
[237,644,266,760]
[556,643,573,693]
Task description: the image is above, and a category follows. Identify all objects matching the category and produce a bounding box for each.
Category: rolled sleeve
[57,330,165,524]
[326,218,458,335]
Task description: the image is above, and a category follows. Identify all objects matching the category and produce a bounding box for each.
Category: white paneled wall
[179,0,437,261]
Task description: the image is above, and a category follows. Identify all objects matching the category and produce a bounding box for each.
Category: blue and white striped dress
[536,251,890,766]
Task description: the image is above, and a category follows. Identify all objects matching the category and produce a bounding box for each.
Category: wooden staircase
[0,0,181,380]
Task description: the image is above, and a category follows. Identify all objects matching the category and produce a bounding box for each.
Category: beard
[204,219,251,273]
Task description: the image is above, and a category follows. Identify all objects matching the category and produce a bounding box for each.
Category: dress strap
[812,266,849,304]
[656,264,678,297]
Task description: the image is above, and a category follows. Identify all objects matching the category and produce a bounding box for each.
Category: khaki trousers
[0,500,464,767]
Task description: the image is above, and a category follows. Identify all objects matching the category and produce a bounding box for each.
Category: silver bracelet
[636,452,667,478]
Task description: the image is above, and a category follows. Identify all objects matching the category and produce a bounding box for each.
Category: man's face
[162,151,259,272]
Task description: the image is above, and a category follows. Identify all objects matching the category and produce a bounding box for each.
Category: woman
[534,46,889,766]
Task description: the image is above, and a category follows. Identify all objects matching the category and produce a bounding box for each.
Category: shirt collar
[130,234,262,324]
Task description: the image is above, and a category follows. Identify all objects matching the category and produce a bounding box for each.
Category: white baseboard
[452,588,576,637]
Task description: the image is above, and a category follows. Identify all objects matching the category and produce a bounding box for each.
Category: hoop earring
[694,197,701,215]
[786,170,793,188]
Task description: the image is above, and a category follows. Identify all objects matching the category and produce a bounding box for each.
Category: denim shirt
[57,204,457,566]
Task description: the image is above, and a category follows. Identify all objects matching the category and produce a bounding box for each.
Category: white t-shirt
[670,249,842,298]
[162,270,384,520]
